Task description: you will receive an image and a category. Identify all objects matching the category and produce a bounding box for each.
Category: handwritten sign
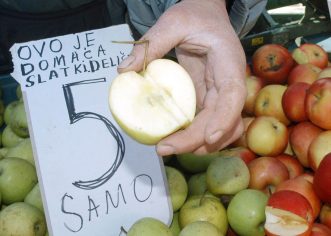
[10,24,172,236]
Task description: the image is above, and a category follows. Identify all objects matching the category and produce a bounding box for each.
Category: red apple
[311,223,331,236]
[248,156,289,195]
[231,116,254,148]
[290,121,323,167]
[318,67,331,80]
[252,44,295,84]
[254,84,291,125]
[246,116,288,157]
[282,82,310,122]
[265,190,314,236]
[298,172,314,184]
[287,63,321,85]
[320,204,331,230]
[243,76,264,116]
[308,130,331,171]
[305,77,331,130]
[217,146,256,165]
[276,175,321,219]
[275,154,304,179]
[284,125,294,156]
[292,43,329,69]
[313,153,331,205]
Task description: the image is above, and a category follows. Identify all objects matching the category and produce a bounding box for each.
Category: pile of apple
[0,87,48,236]
[125,43,331,236]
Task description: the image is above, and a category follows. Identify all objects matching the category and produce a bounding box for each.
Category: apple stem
[112,39,150,73]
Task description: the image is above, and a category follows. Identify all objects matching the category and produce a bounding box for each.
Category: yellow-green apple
[5,138,34,166]
[0,202,47,236]
[243,75,264,116]
[109,59,196,145]
[248,156,289,195]
[275,154,304,179]
[289,121,323,167]
[1,125,25,148]
[127,217,172,236]
[216,146,256,164]
[284,125,294,155]
[230,116,254,148]
[24,183,44,213]
[292,43,329,69]
[10,101,29,138]
[318,67,331,80]
[276,175,321,219]
[287,64,321,85]
[165,166,188,212]
[320,204,331,229]
[206,156,250,195]
[170,212,180,236]
[3,100,20,126]
[254,84,290,125]
[179,221,223,236]
[0,157,38,204]
[227,189,268,236]
[265,190,314,236]
[282,82,310,122]
[176,152,221,174]
[313,153,331,205]
[311,223,331,236]
[305,77,331,130]
[308,130,331,171]
[179,195,228,235]
[246,116,288,157]
[187,173,208,197]
[252,44,295,84]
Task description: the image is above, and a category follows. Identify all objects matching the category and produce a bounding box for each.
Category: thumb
[117,7,185,73]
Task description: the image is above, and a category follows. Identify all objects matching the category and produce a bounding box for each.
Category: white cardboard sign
[10,24,172,236]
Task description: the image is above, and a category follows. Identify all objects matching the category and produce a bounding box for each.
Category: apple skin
[305,77,331,130]
[308,130,331,171]
[179,195,228,235]
[24,183,44,213]
[0,157,38,204]
[282,82,310,122]
[246,116,288,157]
[275,154,304,179]
[313,153,331,205]
[265,190,314,236]
[179,221,223,236]
[243,75,264,116]
[176,152,221,174]
[289,121,323,167]
[169,212,181,236]
[254,84,290,125]
[252,44,295,84]
[1,125,25,148]
[0,202,47,236]
[127,217,173,236]
[230,116,254,148]
[248,156,289,195]
[292,43,329,69]
[318,67,331,80]
[227,189,268,236]
[216,146,256,164]
[276,175,321,220]
[311,223,331,236]
[320,204,331,230]
[287,63,321,85]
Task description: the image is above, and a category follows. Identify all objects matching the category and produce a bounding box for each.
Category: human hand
[117,0,247,156]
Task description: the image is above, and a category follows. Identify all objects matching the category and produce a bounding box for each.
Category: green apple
[0,148,7,160]
[165,166,188,212]
[5,138,35,166]
[227,189,268,236]
[187,172,208,196]
[10,101,29,138]
[206,156,250,195]
[16,85,22,100]
[127,217,173,236]
[0,202,46,236]
[24,183,44,213]
[176,152,222,174]
[0,157,38,204]
[4,100,20,126]
[2,125,25,148]
[170,212,180,236]
[179,221,223,236]
[179,195,228,235]
[109,59,196,145]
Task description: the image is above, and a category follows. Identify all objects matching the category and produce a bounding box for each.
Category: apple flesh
[292,43,328,69]
[109,59,196,145]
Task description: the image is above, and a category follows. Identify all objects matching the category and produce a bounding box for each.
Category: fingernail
[157,145,176,156]
[118,55,135,69]
[208,130,223,144]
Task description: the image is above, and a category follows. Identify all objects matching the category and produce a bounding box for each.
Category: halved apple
[109,59,196,145]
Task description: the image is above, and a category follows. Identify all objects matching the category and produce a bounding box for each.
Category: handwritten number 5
[62,78,125,190]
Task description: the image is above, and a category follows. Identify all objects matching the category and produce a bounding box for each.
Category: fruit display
[1,41,331,236]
